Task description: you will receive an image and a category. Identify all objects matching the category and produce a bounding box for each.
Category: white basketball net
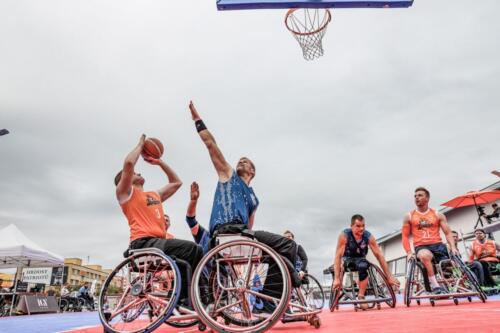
[285,8,332,61]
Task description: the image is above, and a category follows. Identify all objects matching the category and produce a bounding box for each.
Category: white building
[376,180,500,285]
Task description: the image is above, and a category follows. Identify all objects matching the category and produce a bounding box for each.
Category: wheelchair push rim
[98,251,181,333]
[192,239,292,333]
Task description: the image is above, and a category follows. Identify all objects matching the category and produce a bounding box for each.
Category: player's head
[114,171,145,187]
[236,157,256,181]
[414,187,430,208]
[474,228,486,241]
[283,230,294,240]
[164,214,171,230]
[493,203,498,209]
[451,230,459,244]
[351,214,365,237]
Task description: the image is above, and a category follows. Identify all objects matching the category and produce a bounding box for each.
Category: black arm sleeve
[297,245,308,271]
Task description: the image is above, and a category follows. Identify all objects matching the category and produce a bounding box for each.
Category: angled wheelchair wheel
[404,258,427,307]
[98,251,181,333]
[368,264,396,308]
[451,255,487,302]
[329,270,344,312]
[192,239,291,333]
[300,274,325,310]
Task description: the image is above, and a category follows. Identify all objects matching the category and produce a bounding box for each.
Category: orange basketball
[142,137,164,159]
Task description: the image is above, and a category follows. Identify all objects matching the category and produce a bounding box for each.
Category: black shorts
[415,243,449,263]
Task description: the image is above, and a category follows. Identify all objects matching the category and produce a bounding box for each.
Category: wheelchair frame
[404,254,487,307]
[98,247,204,333]
[328,260,396,312]
[191,234,322,333]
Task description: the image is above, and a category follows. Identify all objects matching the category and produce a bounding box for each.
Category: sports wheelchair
[404,254,487,307]
[326,259,396,312]
[191,233,323,333]
[98,247,205,333]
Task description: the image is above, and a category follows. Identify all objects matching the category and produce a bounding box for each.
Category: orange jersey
[120,187,166,242]
[408,208,442,247]
[470,240,499,262]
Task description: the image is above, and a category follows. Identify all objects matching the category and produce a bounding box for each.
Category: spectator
[469,228,500,287]
[61,284,71,297]
[485,203,499,221]
[283,230,308,280]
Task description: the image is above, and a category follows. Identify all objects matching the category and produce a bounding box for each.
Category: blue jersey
[342,228,371,258]
[209,171,259,235]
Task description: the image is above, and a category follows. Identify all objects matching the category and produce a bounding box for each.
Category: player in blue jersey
[189,101,301,299]
[333,214,399,309]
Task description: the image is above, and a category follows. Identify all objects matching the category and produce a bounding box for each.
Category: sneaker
[431,287,446,295]
[357,296,369,310]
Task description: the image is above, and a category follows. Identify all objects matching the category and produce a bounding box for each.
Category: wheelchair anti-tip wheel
[98,249,181,333]
[192,239,291,333]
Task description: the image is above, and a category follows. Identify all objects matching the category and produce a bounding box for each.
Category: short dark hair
[240,157,256,178]
[493,203,498,208]
[451,230,458,235]
[283,230,294,239]
[351,214,365,225]
[415,187,430,197]
[474,228,485,234]
[114,170,123,186]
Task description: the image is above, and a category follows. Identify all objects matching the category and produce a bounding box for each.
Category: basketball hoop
[285,8,332,61]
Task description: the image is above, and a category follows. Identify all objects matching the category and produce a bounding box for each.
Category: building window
[388,256,407,276]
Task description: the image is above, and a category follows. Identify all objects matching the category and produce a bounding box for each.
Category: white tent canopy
[0,224,64,268]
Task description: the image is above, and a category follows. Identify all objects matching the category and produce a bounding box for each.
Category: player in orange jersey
[402,187,458,294]
[115,135,203,304]
[469,228,500,287]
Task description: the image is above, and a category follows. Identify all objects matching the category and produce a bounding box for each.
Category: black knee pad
[358,260,370,281]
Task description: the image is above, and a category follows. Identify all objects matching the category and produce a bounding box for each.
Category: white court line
[56,325,97,333]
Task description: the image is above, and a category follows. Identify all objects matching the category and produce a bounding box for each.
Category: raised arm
[402,214,412,260]
[186,182,200,236]
[189,101,232,182]
[144,156,182,202]
[439,212,458,255]
[333,233,347,290]
[368,236,400,288]
[116,135,145,202]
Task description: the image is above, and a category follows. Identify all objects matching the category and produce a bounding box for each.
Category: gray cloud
[1,0,499,278]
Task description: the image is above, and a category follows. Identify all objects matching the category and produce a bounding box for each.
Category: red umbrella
[442,190,500,208]
[442,190,500,229]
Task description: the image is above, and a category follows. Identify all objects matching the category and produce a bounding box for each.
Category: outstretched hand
[190,181,200,201]
[189,101,201,121]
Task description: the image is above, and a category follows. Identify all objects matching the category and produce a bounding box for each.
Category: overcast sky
[0,0,499,278]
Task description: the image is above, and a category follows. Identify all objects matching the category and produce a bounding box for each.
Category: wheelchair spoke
[109,298,146,321]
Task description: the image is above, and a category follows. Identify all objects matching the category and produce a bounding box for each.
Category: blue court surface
[1,294,499,333]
